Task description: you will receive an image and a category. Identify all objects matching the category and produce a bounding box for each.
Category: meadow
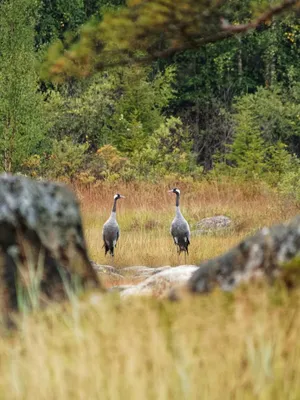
[79,180,297,270]
[0,180,300,399]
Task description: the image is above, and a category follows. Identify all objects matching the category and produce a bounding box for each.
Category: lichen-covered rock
[120,266,199,298]
[121,266,171,280]
[91,262,124,278]
[91,263,172,283]
[187,215,300,294]
[192,215,232,236]
[0,174,101,314]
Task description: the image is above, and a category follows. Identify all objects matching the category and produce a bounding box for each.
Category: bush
[213,87,297,186]
[84,144,128,182]
[126,117,203,181]
[45,65,176,153]
[277,155,300,205]
[21,155,42,178]
[45,138,88,181]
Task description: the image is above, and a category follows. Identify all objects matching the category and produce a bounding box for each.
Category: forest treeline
[0,0,300,201]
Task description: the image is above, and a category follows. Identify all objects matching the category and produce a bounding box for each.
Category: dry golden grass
[0,179,299,400]
[2,283,300,400]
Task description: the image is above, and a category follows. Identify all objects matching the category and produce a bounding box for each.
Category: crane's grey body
[103,212,119,256]
[169,189,190,254]
[102,194,124,256]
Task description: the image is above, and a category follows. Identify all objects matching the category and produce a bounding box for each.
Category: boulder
[91,262,124,279]
[91,263,172,284]
[185,215,300,295]
[120,266,199,298]
[0,174,101,314]
[121,265,171,280]
[108,285,135,293]
[192,215,232,236]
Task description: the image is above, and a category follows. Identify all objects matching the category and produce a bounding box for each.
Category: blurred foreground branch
[42,0,300,81]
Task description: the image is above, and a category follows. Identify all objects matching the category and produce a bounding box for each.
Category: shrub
[21,155,42,178]
[213,87,297,186]
[45,138,88,181]
[126,117,203,181]
[277,155,300,205]
[84,144,128,182]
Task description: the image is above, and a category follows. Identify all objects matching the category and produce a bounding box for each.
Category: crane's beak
[168,190,173,193]
[120,195,126,199]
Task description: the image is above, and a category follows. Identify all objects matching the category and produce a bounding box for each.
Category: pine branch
[45,0,300,79]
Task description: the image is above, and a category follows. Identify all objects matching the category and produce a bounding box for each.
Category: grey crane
[168,188,190,258]
[102,193,125,257]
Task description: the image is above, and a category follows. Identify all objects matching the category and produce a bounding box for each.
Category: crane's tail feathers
[177,243,189,255]
[104,242,115,257]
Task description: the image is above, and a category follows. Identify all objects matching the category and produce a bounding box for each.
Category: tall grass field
[1,180,300,399]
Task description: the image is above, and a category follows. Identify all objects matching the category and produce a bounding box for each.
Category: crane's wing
[186,226,191,243]
[114,229,120,247]
[183,220,191,244]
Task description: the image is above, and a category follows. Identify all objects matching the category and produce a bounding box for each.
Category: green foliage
[167,12,300,168]
[43,142,128,184]
[45,138,88,181]
[36,0,127,50]
[277,156,300,205]
[127,117,202,181]
[238,87,300,143]
[36,0,86,47]
[46,65,176,153]
[213,87,298,185]
[0,0,47,172]
[223,124,266,181]
[22,155,43,178]
[45,74,116,148]
[37,0,300,188]
[84,0,126,18]
[109,65,176,153]
[41,0,299,82]
[41,0,222,79]
[84,144,128,182]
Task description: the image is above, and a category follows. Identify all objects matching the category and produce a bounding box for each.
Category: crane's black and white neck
[112,193,123,213]
[168,188,190,262]
[173,188,181,208]
[102,193,125,260]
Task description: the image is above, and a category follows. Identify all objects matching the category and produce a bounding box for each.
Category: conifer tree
[0,0,46,172]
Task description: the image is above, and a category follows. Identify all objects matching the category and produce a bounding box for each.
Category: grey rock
[0,174,101,314]
[192,215,232,236]
[187,215,300,295]
[108,285,136,293]
[91,262,124,279]
[91,263,173,284]
[121,266,171,279]
[121,266,199,298]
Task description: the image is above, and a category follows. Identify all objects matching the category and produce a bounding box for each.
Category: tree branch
[100,0,300,64]
[221,0,299,32]
[44,0,300,79]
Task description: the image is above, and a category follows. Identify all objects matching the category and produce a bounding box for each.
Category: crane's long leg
[176,246,180,266]
[184,252,187,265]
